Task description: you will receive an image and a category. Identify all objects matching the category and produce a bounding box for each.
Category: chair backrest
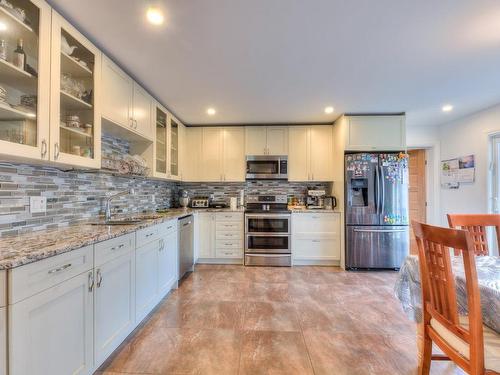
[412,221,485,373]
[447,213,500,256]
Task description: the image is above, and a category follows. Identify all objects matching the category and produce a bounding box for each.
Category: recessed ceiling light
[146,7,164,25]
[324,106,334,114]
[0,22,7,31]
[442,104,453,112]
[207,108,216,116]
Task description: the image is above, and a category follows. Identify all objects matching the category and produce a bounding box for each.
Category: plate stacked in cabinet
[215,212,244,259]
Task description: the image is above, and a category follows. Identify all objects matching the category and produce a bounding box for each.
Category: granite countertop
[0,208,195,270]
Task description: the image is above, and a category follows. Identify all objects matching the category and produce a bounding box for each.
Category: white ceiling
[48,0,500,127]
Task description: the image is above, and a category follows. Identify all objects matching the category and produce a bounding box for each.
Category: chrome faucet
[104,189,135,222]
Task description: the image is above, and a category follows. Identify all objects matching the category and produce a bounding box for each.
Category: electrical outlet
[151,195,156,204]
[30,196,47,213]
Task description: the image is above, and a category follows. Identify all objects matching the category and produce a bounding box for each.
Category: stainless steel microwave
[246,155,288,180]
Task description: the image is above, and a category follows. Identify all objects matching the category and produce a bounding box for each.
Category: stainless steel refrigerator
[345,153,409,270]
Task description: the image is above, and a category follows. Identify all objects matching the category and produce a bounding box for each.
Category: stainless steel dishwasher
[178,215,194,280]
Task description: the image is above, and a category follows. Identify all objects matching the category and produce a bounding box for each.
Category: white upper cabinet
[153,103,168,179]
[0,0,51,162]
[101,55,153,140]
[222,127,245,182]
[288,126,309,181]
[183,127,202,182]
[345,115,406,151]
[168,115,181,180]
[245,126,288,155]
[309,125,333,181]
[132,83,152,139]
[266,126,288,155]
[201,127,223,182]
[50,10,101,169]
[288,125,333,181]
[101,55,132,132]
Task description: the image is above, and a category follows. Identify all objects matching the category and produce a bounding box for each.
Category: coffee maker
[306,189,326,209]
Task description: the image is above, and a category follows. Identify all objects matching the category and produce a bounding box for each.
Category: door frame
[406,145,440,225]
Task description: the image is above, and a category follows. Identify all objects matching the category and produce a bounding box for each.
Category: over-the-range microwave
[246,155,288,180]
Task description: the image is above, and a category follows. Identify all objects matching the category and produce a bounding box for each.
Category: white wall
[438,103,500,223]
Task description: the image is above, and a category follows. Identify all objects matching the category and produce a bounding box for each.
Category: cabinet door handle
[96,269,103,288]
[129,117,135,128]
[54,142,60,160]
[41,139,47,158]
[88,271,94,292]
[159,238,165,251]
[134,119,138,129]
[312,239,320,243]
[48,263,72,274]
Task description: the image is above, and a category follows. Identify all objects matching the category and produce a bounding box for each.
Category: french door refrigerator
[345,153,409,270]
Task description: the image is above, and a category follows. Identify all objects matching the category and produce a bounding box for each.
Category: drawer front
[293,238,340,260]
[216,231,242,240]
[216,212,243,222]
[163,219,177,236]
[216,248,243,258]
[136,222,169,246]
[9,245,94,304]
[292,213,340,234]
[216,221,243,232]
[95,233,135,266]
[216,239,243,249]
[245,254,291,267]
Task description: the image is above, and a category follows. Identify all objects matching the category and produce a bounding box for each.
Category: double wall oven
[245,195,291,266]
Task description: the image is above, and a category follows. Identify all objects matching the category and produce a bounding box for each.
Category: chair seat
[431,316,500,371]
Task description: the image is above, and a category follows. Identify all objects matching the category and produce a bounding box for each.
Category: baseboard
[196,258,244,265]
[292,258,341,266]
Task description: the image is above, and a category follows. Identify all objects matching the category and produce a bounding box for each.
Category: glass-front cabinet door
[50,10,101,168]
[169,116,180,180]
[154,103,168,178]
[0,0,50,160]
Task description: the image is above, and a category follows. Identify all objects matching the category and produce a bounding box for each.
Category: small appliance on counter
[209,201,228,209]
[306,188,326,209]
[324,196,337,210]
[190,196,209,208]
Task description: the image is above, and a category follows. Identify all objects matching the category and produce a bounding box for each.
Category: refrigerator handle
[380,165,386,216]
[374,164,380,214]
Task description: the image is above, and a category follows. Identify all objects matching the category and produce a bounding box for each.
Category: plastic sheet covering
[394,255,500,333]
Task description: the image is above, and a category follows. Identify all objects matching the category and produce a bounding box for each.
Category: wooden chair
[447,214,500,256]
[412,221,500,375]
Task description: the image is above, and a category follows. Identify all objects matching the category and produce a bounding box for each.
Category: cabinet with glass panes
[169,115,180,180]
[49,10,101,168]
[154,104,168,177]
[0,0,50,160]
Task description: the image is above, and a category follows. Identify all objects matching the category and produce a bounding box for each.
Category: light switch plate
[30,196,47,213]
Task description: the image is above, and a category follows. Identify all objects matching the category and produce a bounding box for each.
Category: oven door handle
[245,214,291,218]
[245,254,291,258]
[246,233,290,236]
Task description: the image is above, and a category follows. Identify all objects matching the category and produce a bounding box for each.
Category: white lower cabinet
[94,248,135,367]
[7,223,181,374]
[292,213,341,265]
[196,212,243,263]
[9,252,94,375]
[159,226,179,297]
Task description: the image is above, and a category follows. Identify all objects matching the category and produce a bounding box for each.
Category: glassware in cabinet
[0,0,50,160]
[50,10,101,168]
[155,106,167,175]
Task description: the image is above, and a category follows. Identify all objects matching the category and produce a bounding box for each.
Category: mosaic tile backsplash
[0,133,332,236]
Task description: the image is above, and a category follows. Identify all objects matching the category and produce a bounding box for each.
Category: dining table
[394,254,500,360]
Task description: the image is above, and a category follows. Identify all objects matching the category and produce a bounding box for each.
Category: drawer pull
[110,244,125,251]
[312,239,321,243]
[167,226,174,230]
[145,233,154,238]
[48,263,72,274]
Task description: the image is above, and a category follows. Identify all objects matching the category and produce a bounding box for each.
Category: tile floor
[97,265,465,375]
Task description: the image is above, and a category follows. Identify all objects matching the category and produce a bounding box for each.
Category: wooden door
[309,125,333,181]
[288,126,309,181]
[245,127,267,155]
[9,271,94,375]
[266,127,288,155]
[408,149,427,254]
[222,127,245,181]
[201,128,223,181]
